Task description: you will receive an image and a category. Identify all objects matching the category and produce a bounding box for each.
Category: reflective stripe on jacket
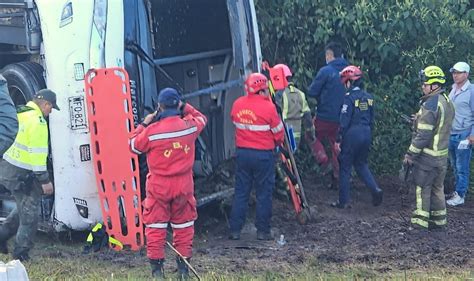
[3,101,48,172]
[231,93,284,150]
[129,103,207,178]
[408,89,455,166]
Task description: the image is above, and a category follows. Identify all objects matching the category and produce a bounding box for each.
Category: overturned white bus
[0,0,261,231]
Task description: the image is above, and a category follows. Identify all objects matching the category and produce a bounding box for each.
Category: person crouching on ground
[228,73,284,240]
[331,66,383,208]
[129,88,207,279]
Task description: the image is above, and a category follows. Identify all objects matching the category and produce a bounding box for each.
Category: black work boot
[176,257,190,280]
[228,231,240,240]
[330,175,339,190]
[330,200,351,209]
[12,249,29,262]
[372,189,383,207]
[0,228,14,255]
[257,231,274,241]
[0,240,8,254]
[149,258,165,279]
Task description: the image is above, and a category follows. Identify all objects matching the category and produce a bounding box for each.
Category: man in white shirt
[446,62,474,206]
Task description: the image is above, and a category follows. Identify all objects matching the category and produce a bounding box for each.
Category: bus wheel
[1,62,46,106]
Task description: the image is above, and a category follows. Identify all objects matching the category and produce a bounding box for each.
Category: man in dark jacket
[331,66,383,208]
[0,74,18,155]
[308,42,348,188]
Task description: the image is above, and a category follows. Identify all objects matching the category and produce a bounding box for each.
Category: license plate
[69,96,88,130]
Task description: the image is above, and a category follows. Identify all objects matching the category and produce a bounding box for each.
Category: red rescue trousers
[311,118,340,178]
[143,173,197,260]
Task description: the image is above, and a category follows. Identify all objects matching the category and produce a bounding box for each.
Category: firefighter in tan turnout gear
[404,66,454,230]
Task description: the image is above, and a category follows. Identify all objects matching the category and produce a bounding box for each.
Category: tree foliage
[255,0,474,173]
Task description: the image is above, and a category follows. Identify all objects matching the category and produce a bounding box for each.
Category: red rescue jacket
[129,104,207,178]
[231,93,284,150]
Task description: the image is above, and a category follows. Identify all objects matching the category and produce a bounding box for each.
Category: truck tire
[1,62,46,106]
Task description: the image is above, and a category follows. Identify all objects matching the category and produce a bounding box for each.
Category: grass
[1,249,471,280]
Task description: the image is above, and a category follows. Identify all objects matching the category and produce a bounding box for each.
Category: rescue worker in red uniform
[129,88,207,279]
[228,73,284,240]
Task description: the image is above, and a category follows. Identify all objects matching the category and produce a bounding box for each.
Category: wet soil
[31,173,473,277]
[194,173,474,275]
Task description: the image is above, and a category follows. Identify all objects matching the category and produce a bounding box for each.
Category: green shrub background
[255,0,474,174]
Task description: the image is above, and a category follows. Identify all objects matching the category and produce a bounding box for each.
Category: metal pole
[166,241,201,281]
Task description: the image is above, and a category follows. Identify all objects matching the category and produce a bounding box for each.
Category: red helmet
[340,65,363,84]
[245,73,268,95]
[273,64,292,77]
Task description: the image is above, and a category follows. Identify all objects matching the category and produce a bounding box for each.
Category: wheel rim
[9,85,28,106]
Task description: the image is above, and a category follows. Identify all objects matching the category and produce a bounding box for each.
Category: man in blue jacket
[308,42,348,188]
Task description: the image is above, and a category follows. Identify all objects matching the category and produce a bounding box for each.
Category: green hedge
[255,0,474,173]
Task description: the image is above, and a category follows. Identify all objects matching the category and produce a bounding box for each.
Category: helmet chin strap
[428,84,440,94]
[346,80,356,90]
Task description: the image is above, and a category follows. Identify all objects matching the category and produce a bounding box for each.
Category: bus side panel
[35,0,124,231]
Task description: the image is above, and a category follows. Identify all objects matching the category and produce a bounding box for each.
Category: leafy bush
[255,0,474,173]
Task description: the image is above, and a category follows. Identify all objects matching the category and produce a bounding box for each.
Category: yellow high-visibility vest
[3,101,48,172]
[281,84,310,138]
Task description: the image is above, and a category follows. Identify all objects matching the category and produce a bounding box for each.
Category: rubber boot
[12,248,30,261]
[149,258,165,279]
[257,231,274,240]
[0,227,15,254]
[330,200,351,209]
[176,257,190,280]
[0,241,8,255]
[330,174,338,190]
[372,188,383,207]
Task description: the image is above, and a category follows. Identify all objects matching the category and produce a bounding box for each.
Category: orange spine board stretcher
[84,68,144,251]
[262,61,312,225]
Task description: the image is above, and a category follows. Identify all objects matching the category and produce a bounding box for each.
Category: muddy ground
[193,173,473,275]
[28,172,473,278]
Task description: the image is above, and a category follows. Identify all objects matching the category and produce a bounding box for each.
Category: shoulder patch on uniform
[359,101,369,111]
[341,104,348,113]
[423,95,439,111]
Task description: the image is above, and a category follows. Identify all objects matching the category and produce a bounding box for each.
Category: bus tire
[1,62,46,106]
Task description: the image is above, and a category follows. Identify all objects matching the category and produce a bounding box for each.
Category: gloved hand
[335,142,341,154]
[403,154,414,165]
